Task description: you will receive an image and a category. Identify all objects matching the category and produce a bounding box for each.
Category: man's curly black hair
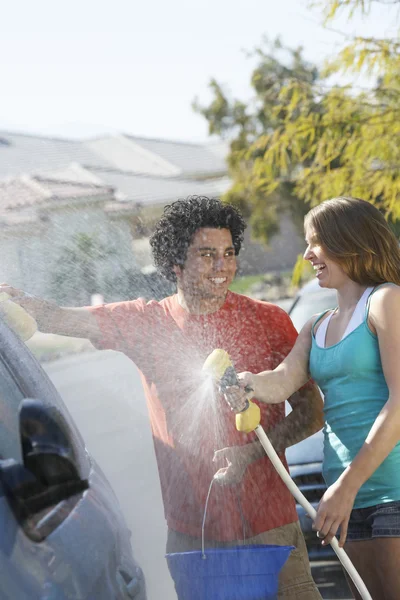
[150,195,247,283]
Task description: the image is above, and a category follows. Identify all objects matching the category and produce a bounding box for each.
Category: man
[2,196,323,599]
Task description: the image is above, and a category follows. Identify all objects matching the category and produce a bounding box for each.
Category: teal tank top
[309,285,400,508]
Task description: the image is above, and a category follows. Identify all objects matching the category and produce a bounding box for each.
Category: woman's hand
[313,479,358,547]
[221,372,255,412]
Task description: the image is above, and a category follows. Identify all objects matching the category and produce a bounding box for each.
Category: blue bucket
[166,543,294,600]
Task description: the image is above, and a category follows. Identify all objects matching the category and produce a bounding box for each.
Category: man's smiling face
[174,227,237,302]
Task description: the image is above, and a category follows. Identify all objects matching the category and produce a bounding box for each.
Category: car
[0,315,146,599]
[287,277,338,332]
[285,279,352,597]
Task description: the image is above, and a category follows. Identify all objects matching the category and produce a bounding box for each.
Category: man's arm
[267,384,324,453]
[242,384,324,463]
[213,383,324,484]
[0,284,101,341]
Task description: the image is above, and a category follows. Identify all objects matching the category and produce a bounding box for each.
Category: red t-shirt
[89,291,299,541]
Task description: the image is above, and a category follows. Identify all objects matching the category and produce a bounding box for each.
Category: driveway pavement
[44,350,177,600]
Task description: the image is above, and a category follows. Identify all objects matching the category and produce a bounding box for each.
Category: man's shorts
[347,500,400,542]
[166,520,322,599]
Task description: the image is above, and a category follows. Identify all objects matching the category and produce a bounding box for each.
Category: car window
[0,358,24,461]
[289,291,337,332]
[285,430,324,465]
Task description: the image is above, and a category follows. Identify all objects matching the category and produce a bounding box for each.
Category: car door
[0,318,144,599]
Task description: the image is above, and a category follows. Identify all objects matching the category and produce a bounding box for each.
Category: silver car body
[0,318,146,600]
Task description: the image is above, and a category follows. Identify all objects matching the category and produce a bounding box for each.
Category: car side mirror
[0,399,88,541]
[20,398,81,487]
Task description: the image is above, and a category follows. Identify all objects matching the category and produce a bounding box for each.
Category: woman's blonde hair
[304,197,400,286]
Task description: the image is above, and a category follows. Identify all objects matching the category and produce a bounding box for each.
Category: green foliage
[194,39,318,244]
[269,25,400,221]
[195,6,400,247]
[291,254,314,287]
[229,273,266,294]
[313,0,397,22]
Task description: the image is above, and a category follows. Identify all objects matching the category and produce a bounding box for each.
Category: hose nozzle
[202,349,261,433]
[202,349,233,387]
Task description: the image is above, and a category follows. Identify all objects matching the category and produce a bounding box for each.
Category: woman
[227,197,400,600]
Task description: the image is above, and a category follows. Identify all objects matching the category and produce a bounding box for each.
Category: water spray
[203,349,372,600]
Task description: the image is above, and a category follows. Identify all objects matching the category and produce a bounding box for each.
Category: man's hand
[0,283,43,319]
[0,283,99,340]
[0,283,64,334]
[212,445,253,485]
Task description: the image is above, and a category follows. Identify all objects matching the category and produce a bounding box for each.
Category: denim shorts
[347,500,400,541]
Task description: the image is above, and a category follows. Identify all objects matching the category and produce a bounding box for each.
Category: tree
[316,0,400,22]
[194,2,400,248]
[50,233,117,305]
[51,232,175,306]
[194,39,319,243]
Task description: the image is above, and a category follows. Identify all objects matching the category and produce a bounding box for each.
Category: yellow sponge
[0,292,37,341]
[202,348,233,381]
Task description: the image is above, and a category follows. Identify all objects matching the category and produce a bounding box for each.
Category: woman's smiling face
[304,226,348,289]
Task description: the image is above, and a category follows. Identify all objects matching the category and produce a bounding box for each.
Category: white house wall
[0,202,136,305]
[0,232,29,289]
[44,203,136,303]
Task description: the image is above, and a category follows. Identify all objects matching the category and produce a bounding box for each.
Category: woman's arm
[315,285,400,547]
[245,316,314,404]
[223,316,315,411]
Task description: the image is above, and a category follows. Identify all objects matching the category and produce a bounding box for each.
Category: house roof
[86,166,230,207]
[35,176,113,199]
[85,134,228,178]
[0,174,112,211]
[0,131,112,179]
[0,131,230,219]
[85,135,180,177]
[124,135,228,176]
[0,131,228,181]
[36,163,230,208]
[37,163,107,185]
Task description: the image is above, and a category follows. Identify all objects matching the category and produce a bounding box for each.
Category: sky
[0,0,399,142]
